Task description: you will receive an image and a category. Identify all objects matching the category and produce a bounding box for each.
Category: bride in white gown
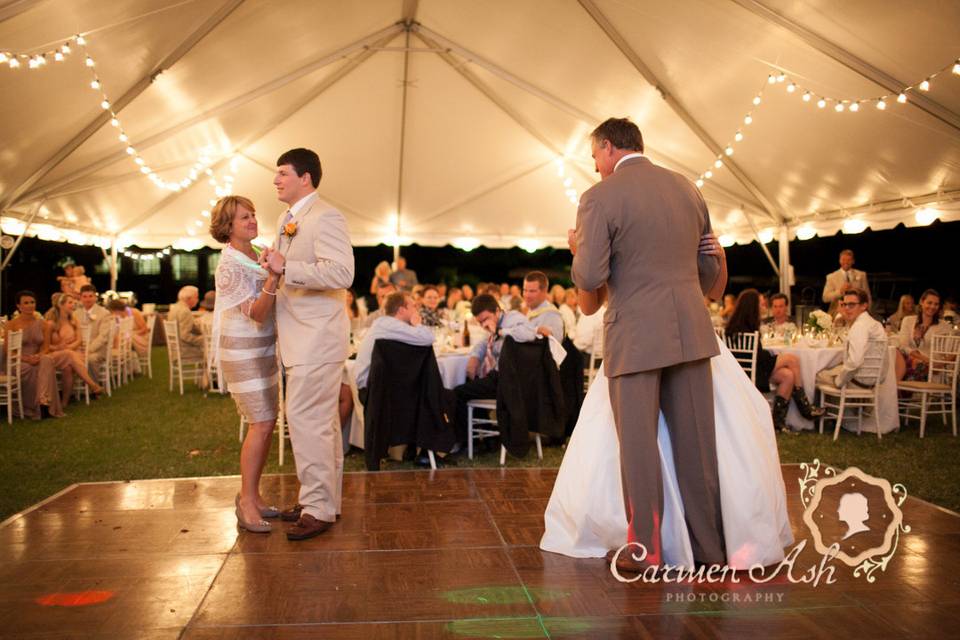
[540,334,794,570]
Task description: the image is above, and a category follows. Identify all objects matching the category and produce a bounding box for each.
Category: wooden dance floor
[1,465,957,639]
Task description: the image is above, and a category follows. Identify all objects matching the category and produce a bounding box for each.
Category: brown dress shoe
[606,548,659,575]
[286,513,333,540]
[280,503,303,522]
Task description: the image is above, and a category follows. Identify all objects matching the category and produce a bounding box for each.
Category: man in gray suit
[571,118,726,572]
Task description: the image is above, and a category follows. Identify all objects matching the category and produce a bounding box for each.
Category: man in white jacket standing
[265,148,354,541]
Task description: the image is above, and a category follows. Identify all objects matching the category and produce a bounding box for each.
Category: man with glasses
[816,288,887,388]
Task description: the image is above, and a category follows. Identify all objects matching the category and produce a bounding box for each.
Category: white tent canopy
[1,0,959,279]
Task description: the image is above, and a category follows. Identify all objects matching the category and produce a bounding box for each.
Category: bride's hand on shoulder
[699,233,723,256]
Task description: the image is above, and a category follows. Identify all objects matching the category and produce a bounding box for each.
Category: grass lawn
[1,347,958,522]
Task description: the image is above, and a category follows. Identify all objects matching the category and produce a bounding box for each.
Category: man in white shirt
[816,288,887,388]
[454,293,538,442]
[354,292,434,393]
[823,249,871,313]
[522,271,565,340]
[77,284,112,381]
[761,293,798,337]
[573,305,605,363]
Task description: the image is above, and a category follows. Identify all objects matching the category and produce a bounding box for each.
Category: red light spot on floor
[36,590,115,607]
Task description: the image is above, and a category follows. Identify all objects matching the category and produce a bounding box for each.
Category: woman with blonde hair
[369,261,392,296]
[209,195,285,534]
[47,292,104,403]
[886,294,915,332]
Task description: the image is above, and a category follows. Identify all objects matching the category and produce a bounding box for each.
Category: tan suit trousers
[607,358,725,565]
[285,361,343,522]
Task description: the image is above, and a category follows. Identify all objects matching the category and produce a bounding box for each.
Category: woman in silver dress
[209,195,285,533]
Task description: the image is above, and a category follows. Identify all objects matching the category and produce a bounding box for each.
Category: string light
[0,34,84,72]
[695,78,769,190]
[769,56,960,114]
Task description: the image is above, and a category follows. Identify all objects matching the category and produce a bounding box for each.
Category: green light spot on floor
[442,586,571,606]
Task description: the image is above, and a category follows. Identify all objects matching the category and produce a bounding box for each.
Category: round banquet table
[765,342,899,434]
[342,349,472,450]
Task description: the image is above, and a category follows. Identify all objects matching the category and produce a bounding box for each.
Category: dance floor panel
[0,465,956,639]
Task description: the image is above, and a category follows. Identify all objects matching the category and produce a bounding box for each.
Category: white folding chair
[817,338,887,441]
[466,398,542,465]
[1,330,24,423]
[72,324,92,405]
[163,319,204,395]
[898,334,960,438]
[202,324,224,394]
[138,314,157,379]
[714,325,726,340]
[110,316,134,387]
[726,331,759,384]
[95,321,117,397]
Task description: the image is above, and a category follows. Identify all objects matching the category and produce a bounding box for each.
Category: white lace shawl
[210,245,270,393]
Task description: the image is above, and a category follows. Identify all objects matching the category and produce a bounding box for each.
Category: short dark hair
[524,271,549,291]
[591,117,644,153]
[276,148,321,188]
[15,290,36,305]
[384,291,409,317]
[471,293,500,317]
[79,284,98,295]
[769,293,788,305]
[106,299,128,312]
[842,288,869,305]
[840,249,854,259]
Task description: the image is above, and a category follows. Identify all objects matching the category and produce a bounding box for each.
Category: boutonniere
[283,222,298,238]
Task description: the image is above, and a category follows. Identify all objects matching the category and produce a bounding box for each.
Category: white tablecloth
[342,351,472,449]
[766,344,899,434]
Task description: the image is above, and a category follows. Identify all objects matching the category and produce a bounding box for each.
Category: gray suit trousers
[607,358,725,565]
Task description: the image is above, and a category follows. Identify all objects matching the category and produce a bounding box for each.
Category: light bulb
[54,52,64,62]
[9,57,20,68]
[118,133,128,142]
[27,58,38,69]
[695,179,704,188]
[126,146,135,155]
[110,117,120,127]
[135,157,144,166]
[767,74,776,84]
[724,146,733,156]
[802,92,811,102]
[563,177,572,187]
[0,53,6,63]
[209,199,217,206]
[90,80,99,89]
[714,159,723,168]
[954,62,960,75]
[140,167,151,174]
[201,210,210,217]
[35,55,46,66]
[61,44,71,54]
[704,170,713,179]
[897,92,907,103]
[734,132,743,142]
[849,102,859,112]
[76,35,86,45]
[876,100,886,110]
[100,100,110,110]
[919,80,930,91]
[744,115,753,125]
[786,83,796,93]
[834,103,844,112]
[85,56,94,67]
[817,98,826,108]
[752,96,761,106]
[777,73,786,83]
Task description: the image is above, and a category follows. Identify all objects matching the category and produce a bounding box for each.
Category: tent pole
[739,207,780,277]
[110,239,118,292]
[394,26,413,261]
[778,225,792,298]
[0,199,44,272]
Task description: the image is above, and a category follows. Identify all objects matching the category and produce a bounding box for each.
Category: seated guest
[369,260,392,296]
[761,293,798,337]
[941,296,958,326]
[726,288,824,431]
[444,287,464,321]
[559,288,578,339]
[549,284,566,308]
[47,293,105,403]
[364,282,397,328]
[454,294,538,440]
[461,283,474,302]
[718,293,736,320]
[500,283,513,307]
[522,271,565,339]
[437,283,448,308]
[389,255,418,290]
[106,299,150,356]
[823,248,871,314]
[759,292,771,324]
[354,292,435,397]
[198,290,216,333]
[817,288,887,388]
[344,288,364,335]
[573,304,605,364]
[76,284,112,379]
[896,288,952,381]
[886,294,915,332]
[168,285,205,361]
[454,287,473,320]
[419,285,443,327]
[2,291,65,418]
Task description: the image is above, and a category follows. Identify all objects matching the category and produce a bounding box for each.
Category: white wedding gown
[540,337,793,569]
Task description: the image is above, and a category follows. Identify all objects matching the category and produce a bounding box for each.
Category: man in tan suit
[823,249,870,314]
[264,148,354,541]
[571,118,726,571]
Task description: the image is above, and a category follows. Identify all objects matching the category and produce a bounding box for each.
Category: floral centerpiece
[805,309,833,335]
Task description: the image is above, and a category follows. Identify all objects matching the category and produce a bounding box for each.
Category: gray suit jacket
[275,193,355,367]
[78,304,112,359]
[572,156,721,376]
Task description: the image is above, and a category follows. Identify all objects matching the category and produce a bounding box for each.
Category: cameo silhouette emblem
[800,460,910,582]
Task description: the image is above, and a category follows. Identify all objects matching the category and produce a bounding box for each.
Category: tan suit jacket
[572,156,721,377]
[823,268,870,308]
[275,193,354,367]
